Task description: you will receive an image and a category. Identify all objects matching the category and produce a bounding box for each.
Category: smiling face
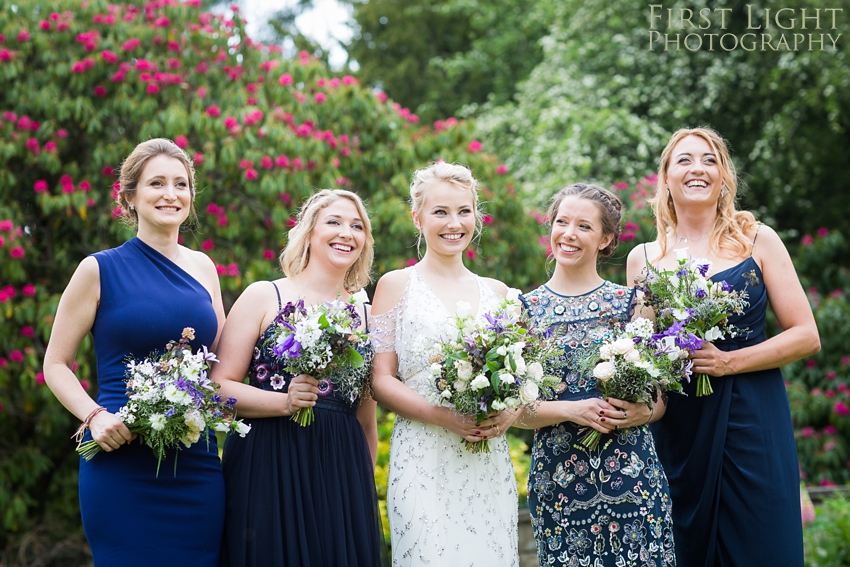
[307,197,366,272]
[550,196,613,270]
[413,181,476,258]
[665,134,724,208]
[127,154,193,231]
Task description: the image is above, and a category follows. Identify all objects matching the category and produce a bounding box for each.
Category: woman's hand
[438,410,491,443]
[283,374,319,416]
[601,398,653,429]
[689,342,734,377]
[566,398,621,433]
[89,411,135,452]
[477,408,522,438]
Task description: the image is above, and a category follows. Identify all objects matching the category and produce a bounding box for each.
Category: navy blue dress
[651,255,803,567]
[80,237,224,566]
[522,282,676,567]
[221,282,387,567]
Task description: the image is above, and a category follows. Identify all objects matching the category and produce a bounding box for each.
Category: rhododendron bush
[0,0,544,557]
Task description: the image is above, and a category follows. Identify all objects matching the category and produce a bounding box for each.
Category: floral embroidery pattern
[522,283,676,566]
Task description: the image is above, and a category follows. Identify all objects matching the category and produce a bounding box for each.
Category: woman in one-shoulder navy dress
[627,128,820,567]
[44,139,226,566]
[214,190,387,567]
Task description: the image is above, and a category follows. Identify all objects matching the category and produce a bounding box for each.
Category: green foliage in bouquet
[0,0,545,558]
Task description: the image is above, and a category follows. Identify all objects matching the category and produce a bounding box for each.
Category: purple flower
[695,289,707,299]
[317,379,334,397]
[698,263,710,277]
[720,281,733,292]
[226,397,237,408]
[676,268,689,278]
[166,408,175,418]
[484,311,508,334]
[272,333,302,358]
[682,359,694,381]
[201,345,219,363]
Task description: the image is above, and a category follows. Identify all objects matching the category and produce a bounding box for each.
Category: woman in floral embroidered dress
[517,183,676,567]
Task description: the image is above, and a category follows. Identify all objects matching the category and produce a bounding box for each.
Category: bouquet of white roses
[430,295,562,453]
[637,249,751,396]
[573,317,691,450]
[267,295,370,426]
[76,328,251,476]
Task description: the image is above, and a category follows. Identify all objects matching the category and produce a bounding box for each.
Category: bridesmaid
[626,127,820,567]
[213,189,387,567]
[370,162,520,566]
[43,139,226,565]
[517,183,675,566]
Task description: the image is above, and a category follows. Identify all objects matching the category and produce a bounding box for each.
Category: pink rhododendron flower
[94,85,107,97]
[202,239,214,251]
[62,183,75,193]
[121,38,140,51]
[40,20,52,31]
[0,220,13,231]
[483,214,494,225]
[174,135,188,149]
[224,116,238,129]
[80,380,90,390]
[292,158,303,170]
[10,246,24,258]
[468,140,483,153]
[806,359,817,368]
[278,73,293,86]
[9,350,23,363]
[802,235,814,246]
[275,155,290,168]
[79,181,91,192]
[218,214,228,227]
[261,156,273,169]
[466,249,476,260]
[21,326,34,338]
[216,264,226,275]
[245,168,258,180]
[36,373,45,384]
[0,49,12,62]
[263,249,276,260]
[314,92,327,103]
[621,232,636,241]
[227,263,239,277]
[0,359,6,368]
[22,284,36,296]
[835,401,850,416]
[817,227,829,237]
[34,180,48,193]
[146,83,159,94]
[194,152,204,166]
[44,141,57,152]
[112,206,124,218]
[17,31,31,42]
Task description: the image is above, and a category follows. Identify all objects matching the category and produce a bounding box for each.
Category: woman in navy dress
[43,138,226,566]
[213,189,387,567]
[517,184,675,566]
[626,127,820,567]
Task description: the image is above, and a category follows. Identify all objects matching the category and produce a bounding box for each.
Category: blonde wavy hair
[279,189,374,291]
[650,127,758,260]
[116,138,198,229]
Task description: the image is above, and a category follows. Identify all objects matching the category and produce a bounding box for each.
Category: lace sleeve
[369,303,400,353]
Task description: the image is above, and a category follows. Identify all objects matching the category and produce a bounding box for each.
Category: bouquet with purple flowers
[75,328,251,476]
[266,296,370,426]
[429,294,562,453]
[637,250,751,396]
[572,318,691,449]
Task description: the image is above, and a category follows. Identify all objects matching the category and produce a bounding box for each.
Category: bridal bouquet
[637,250,750,396]
[75,328,251,476]
[430,295,562,453]
[267,296,370,426]
[572,317,691,450]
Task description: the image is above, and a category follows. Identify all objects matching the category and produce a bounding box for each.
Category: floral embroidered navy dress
[521,282,676,567]
[221,282,387,567]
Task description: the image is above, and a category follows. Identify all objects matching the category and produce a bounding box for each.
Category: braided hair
[546,183,623,257]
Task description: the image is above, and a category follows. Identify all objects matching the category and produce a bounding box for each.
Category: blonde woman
[371,162,520,566]
[43,139,226,566]
[213,190,387,567]
[627,127,820,567]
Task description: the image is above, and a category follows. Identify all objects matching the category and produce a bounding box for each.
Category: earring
[720,188,726,197]
[666,189,670,197]
[129,204,135,211]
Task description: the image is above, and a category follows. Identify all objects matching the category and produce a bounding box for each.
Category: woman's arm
[626,243,657,320]
[43,257,134,452]
[210,282,318,418]
[514,398,622,432]
[356,399,379,468]
[690,226,821,376]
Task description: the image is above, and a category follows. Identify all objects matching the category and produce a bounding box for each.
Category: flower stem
[695,373,714,397]
[463,439,490,453]
[578,429,601,451]
[291,407,315,427]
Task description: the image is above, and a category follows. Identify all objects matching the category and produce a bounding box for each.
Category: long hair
[279,189,374,291]
[650,127,757,260]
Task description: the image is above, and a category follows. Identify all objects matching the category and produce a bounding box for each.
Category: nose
[447,213,461,228]
[162,182,177,200]
[338,223,352,238]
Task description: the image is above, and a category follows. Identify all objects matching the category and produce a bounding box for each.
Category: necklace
[675,232,710,243]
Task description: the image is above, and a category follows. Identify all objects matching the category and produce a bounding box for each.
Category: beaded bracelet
[72,406,107,445]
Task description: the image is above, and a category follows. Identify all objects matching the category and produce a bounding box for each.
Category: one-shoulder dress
[650,248,803,567]
[220,281,387,567]
[80,237,224,566]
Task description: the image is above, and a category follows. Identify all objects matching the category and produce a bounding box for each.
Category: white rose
[470,374,490,391]
[674,247,689,261]
[593,361,616,382]
[496,345,508,357]
[454,359,473,381]
[235,422,252,437]
[150,413,167,432]
[624,349,641,364]
[519,380,539,404]
[500,372,515,385]
[505,397,521,408]
[612,338,636,355]
[456,301,471,318]
[599,345,614,360]
[506,287,521,301]
[430,362,443,377]
[527,361,544,381]
[704,326,724,342]
[491,400,507,411]
[454,379,468,393]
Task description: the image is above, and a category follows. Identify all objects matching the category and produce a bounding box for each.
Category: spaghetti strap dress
[80,237,224,566]
[647,232,803,567]
[221,281,387,567]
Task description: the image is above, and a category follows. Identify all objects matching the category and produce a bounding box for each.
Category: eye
[677,157,690,164]
[434,210,447,216]
[705,157,717,164]
[151,180,162,186]
[327,219,339,225]
[352,223,363,231]
[460,207,472,215]
[555,219,566,225]
[580,224,592,230]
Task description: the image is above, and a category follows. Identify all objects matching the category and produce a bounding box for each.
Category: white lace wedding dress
[373,267,519,567]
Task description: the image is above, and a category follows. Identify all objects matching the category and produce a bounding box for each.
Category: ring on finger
[623,411,628,419]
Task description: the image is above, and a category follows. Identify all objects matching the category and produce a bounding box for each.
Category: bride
[370,162,520,566]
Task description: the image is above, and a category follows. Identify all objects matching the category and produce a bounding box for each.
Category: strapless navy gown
[221,282,387,567]
[80,237,224,566]
[651,256,803,567]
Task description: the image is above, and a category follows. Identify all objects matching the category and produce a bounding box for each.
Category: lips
[155,205,180,212]
[330,243,353,252]
[558,243,579,253]
[440,233,464,241]
[685,179,708,189]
